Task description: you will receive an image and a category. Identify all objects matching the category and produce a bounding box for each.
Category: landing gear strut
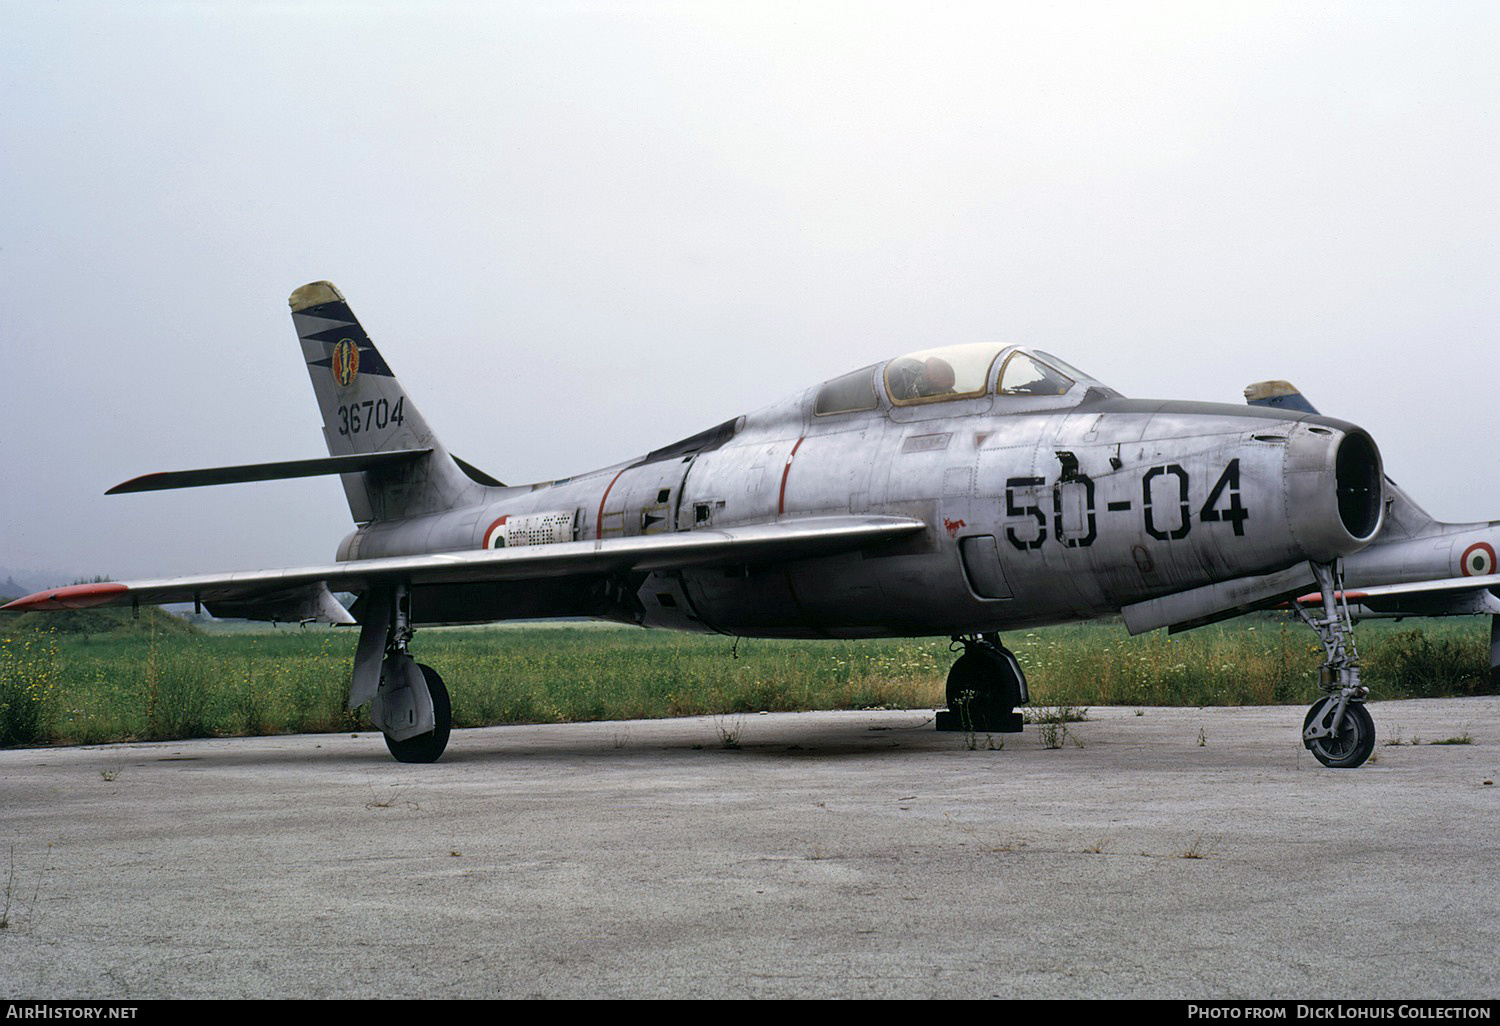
[1295,561,1375,768]
[352,585,453,763]
[936,633,1028,734]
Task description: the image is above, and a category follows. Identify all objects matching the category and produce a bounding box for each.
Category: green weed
[0,615,1492,747]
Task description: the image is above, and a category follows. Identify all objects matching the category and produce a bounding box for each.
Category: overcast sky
[3,0,1497,585]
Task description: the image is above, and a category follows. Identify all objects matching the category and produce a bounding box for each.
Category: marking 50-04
[1004,460,1247,551]
[337,396,406,436]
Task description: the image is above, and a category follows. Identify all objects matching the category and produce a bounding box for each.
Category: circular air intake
[1335,430,1383,541]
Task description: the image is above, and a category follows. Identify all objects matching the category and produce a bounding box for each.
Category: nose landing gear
[936,633,1027,734]
[1296,561,1375,768]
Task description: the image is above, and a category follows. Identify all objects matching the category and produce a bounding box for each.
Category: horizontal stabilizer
[106,450,433,494]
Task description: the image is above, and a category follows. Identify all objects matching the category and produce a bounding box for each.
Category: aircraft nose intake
[1334,429,1383,540]
[1284,423,1384,560]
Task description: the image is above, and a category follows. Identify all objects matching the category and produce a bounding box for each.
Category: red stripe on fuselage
[778,436,805,516]
[596,467,630,540]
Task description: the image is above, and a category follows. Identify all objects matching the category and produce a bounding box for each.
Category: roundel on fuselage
[1460,542,1495,577]
[483,516,509,550]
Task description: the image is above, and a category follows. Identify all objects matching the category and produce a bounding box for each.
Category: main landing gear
[936,633,1028,734]
[352,585,453,763]
[1296,561,1375,769]
[382,662,452,763]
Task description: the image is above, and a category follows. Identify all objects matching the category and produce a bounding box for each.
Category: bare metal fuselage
[339,376,1383,638]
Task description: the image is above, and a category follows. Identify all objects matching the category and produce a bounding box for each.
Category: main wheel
[1302,698,1375,769]
[946,648,1023,718]
[384,663,452,764]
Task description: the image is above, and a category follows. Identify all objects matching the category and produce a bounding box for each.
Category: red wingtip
[2,582,130,612]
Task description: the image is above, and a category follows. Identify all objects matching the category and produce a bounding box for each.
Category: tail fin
[1243,380,1320,415]
[289,281,490,523]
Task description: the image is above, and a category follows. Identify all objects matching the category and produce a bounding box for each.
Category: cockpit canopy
[813,344,1106,416]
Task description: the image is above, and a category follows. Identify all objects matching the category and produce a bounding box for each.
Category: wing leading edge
[1,515,927,618]
[1291,573,1500,617]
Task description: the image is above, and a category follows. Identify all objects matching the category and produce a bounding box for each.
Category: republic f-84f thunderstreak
[3,282,1389,766]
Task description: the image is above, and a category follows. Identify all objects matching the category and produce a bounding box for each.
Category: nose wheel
[1302,695,1375,768]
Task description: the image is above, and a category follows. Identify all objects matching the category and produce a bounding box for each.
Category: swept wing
[1293,573,1500,617]
[2,515,925,616]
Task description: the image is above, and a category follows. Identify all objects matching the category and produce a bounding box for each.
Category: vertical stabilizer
[1243,379,1320,415]
[289,281,481,523]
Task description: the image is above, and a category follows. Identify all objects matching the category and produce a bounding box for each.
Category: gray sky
[3,0,1497,584]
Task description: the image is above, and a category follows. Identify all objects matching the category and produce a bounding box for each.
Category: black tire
[1303,698,1375,769]
[384,664,452,764]
[946,648,1022,717]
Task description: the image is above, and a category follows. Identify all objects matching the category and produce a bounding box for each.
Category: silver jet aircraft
[4,282,1389,766]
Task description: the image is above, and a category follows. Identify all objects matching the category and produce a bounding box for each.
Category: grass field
[1,612,1493,747]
